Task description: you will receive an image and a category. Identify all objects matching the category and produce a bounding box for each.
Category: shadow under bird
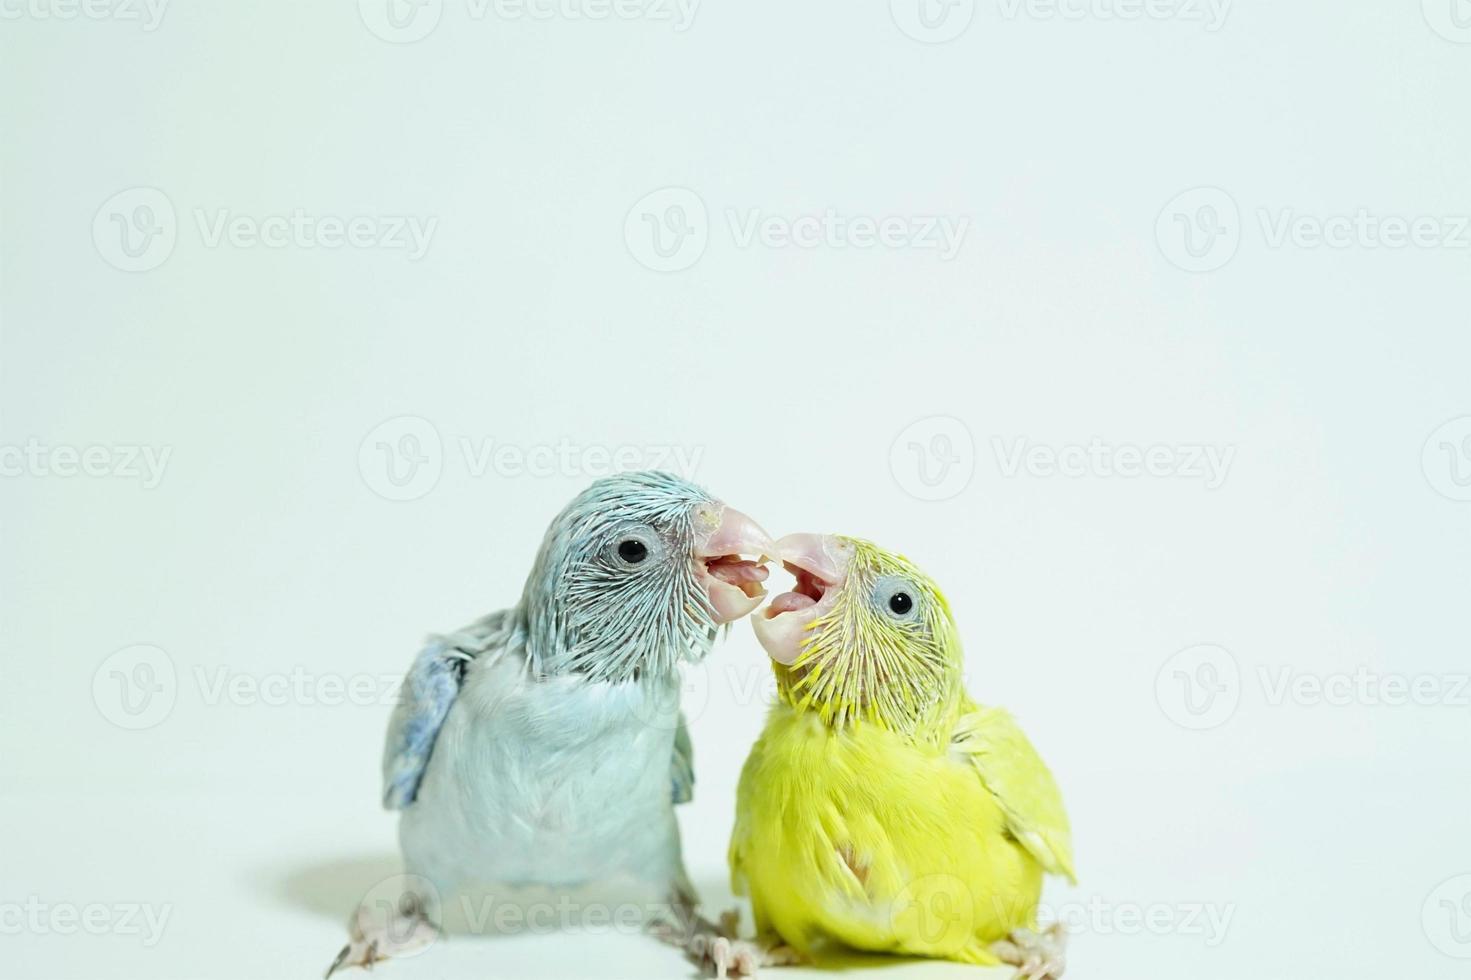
[328,471,776,974]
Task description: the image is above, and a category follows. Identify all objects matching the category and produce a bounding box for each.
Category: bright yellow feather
[729,538,1073,965]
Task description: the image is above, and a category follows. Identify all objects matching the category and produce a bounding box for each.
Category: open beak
[752,533,851,665]
[694,504,778,624]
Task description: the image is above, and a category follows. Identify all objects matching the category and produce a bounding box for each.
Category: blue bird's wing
[381,612,510,810]
[671,711,695,805]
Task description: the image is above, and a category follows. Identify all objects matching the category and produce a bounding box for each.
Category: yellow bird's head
[753,534,964,736]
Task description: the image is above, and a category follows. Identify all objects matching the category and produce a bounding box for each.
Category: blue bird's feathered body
[396,610,694,894]
[331,472,775,974]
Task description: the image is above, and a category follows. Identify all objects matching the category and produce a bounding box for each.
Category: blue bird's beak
[694,504,777,624]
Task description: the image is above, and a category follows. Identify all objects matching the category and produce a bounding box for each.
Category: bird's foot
[325,893,438,977]
[991,923,1067,980]
[648,886,728,949]
[685,910,804,978]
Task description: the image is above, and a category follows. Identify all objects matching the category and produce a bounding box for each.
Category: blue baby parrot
[329,471,776,973]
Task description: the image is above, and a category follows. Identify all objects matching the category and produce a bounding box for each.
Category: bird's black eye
[617,539,648,564]
[874,576,920,620]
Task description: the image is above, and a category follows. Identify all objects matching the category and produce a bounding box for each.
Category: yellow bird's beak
[752,533,852,665]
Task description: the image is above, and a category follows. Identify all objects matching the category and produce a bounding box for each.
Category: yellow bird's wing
[951,703,1076,884]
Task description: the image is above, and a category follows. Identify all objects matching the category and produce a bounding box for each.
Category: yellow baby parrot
[719,534,1075,978]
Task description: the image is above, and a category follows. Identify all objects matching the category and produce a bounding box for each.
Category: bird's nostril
[694,502,723,531]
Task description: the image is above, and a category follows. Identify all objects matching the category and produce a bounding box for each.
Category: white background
[4,1,1471,978]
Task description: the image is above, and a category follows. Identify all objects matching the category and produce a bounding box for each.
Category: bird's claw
[713,937,752,978]
[325,938,384,978]
[324,896,437,977]
[685,911,804,979]
[991,923,1067,980]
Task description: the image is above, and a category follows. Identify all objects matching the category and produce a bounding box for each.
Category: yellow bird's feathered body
[730,535,1074,968]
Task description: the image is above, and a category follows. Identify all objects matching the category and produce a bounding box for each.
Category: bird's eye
[873,576,920,620]
[605,525,663,569]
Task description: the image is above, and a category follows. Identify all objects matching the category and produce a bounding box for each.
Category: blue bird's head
[521,471,776,681]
